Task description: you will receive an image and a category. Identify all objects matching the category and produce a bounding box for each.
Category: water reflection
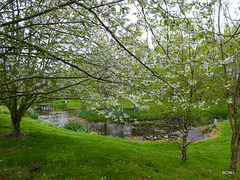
[38,111,68,127]
[84,120,177,139]
[85,121,132,138]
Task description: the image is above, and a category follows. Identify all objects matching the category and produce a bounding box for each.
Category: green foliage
[110,110,142,121]
[140,102,213,125]
[78,110,106,121]
[78,110,97,118]
[30,113,39,120]
[86,114,106,121]
[63,121,89,133]
[53,101,67,109]
[206,104,229,119]
[66,100,85,109]
[23,108,40,119]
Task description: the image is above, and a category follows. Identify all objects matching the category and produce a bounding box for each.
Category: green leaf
[155,46,161,54]
[198,33,204,39]
[164,19,168,26]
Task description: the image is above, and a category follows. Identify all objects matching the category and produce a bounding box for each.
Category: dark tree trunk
[7,90,32,136]
[133,104,139,112]
[7,91,21,135]
[121,99,123,112]
[11,115,21,135]
[104,104,108,115]
[182,130,188,161]
[230,132,240,172]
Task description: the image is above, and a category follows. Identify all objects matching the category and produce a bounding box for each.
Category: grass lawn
[57,99,139,110]
[0,113,239,179]
[66,100,84,109]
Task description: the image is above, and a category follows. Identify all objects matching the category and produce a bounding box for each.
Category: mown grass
[66,100,84,109]
[61,99,137,110]
[0,113,239,179]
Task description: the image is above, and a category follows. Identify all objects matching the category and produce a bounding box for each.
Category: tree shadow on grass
[0,133,30,140]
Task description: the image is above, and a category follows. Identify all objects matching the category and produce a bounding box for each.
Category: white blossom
[199,101,205,107]
[188,80,197,86]
[224,84,231,90]
[226,98,233,104]
[219,57,233,65]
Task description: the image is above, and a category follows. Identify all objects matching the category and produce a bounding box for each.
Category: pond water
[35,104,221,141]
[35,105,178,141]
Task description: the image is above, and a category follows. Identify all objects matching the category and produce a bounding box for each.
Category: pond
[34,105,178,141]
[34,104,221,141]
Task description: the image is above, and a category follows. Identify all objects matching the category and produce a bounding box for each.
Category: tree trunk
[230,132,240,172]
[104,104,108,115]
[121,99,123,112]
[182,130,188,161]
[133,104,139,112]
[11,115,21,135]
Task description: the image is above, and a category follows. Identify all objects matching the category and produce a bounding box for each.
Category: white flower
[123,113,129,118]
[179,97,186,103]
[226,98,233,104]
[173,107,177,112]
[219,57,233,65]
[157,101,162,105]
[199,101,205,107]
[205,72,213,77]
[201,61,209,69]
[224,84,231,90]
[188,80,197,86]
[172,96,178,100]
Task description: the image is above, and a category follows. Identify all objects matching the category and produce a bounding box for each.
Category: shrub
[25,108,39,119]
[78,110,106,121]
[204,104,228,119]
[86,114,106,121]
[203,124,217,134]
[78,110,98,118]
[139,105,150,111]
[30,112,39,119]
[108,109,149,122]
[53,102,67,109]
[63,121,90,133]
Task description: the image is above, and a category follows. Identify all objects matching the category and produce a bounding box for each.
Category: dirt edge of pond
[129,126,222,143]
[192,126,222,143]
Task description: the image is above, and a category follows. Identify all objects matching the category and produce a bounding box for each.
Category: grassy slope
[0,114,239,180]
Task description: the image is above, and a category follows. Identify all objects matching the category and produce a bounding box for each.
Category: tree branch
[0,0,76,27]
